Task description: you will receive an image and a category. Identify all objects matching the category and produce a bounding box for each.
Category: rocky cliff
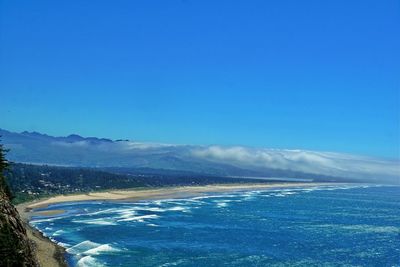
[0,188,39,267]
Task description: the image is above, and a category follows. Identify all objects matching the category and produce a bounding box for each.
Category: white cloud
[122,141,177,150]
[51,139,178,152]
[18,134,400,183]
[52,141,90,147]
[191,146,400,181]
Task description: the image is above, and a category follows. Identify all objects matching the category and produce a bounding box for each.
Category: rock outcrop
[0,189,39,267]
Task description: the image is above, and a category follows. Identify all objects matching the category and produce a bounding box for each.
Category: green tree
[0,140,12,199]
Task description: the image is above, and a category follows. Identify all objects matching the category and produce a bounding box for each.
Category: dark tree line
[5,162,281,204]
[0,141,12,199]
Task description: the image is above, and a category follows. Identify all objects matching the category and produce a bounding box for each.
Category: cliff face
[0,189,39,267]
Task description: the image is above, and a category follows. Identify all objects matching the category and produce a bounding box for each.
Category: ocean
[30,185,400,266]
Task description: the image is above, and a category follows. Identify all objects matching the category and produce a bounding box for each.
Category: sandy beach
[17,182,333,267]
[17,203,68,267]
[25,182,331,210]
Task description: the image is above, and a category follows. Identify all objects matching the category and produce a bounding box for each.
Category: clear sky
[0,0,399,159]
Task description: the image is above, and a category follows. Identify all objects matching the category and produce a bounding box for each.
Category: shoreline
[17,203,68,267]
[25,182,333,210]
[17,182,338,267]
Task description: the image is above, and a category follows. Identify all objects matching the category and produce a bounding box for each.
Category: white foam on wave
[86,205,173,216]
[159,259,187,266]
[116,205,190,216]
[84,244,121,255]
[76,255,105,267]
[298,188,317,193]
[305,185,367,192]
[57,242,71,248]
[72,218,117,226]
[117,210,138,219]
[279,189,297,194]
[129,201,152,206]
[153,200,166,205]
[52,229,66,236]
[66,240,101,255]
[85,208,120,216]
[152,198,204,206]
[30,216,63,224]
[167,206,190,212]
[216,202,228,208]
[84,204,192,223]
[237,191,262,201]
[117,206,177,215]
[87,206,147,217]
[142,207,168,212]
[118,214,159,222]
[191,194,236,201]
[213,199,241,208]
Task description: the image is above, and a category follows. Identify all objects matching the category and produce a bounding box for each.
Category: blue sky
[0,0,399,159]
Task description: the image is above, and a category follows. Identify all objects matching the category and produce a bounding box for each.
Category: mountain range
[0,128,399,184]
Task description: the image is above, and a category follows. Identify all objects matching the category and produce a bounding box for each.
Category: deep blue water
[30,185,400,267]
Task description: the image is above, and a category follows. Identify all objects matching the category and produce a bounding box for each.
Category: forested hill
[6,163,298,204]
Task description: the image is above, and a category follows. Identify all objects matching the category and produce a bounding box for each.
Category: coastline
[17,182,336,267]
[25,182,332,210]
[17,203,68,267]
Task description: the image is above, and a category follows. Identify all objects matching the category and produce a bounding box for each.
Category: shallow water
[30,185,400,266]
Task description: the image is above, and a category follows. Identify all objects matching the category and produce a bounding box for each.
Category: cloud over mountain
[191,146,400,181]
[1,129,398,184]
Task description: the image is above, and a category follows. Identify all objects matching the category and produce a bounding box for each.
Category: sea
[30,184,400,267]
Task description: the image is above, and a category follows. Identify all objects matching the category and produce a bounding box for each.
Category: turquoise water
[31,185,400,266]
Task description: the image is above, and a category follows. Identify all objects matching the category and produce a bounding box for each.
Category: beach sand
[17,203,68,267]
[17,182,334,266]
[26,182,329,210]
